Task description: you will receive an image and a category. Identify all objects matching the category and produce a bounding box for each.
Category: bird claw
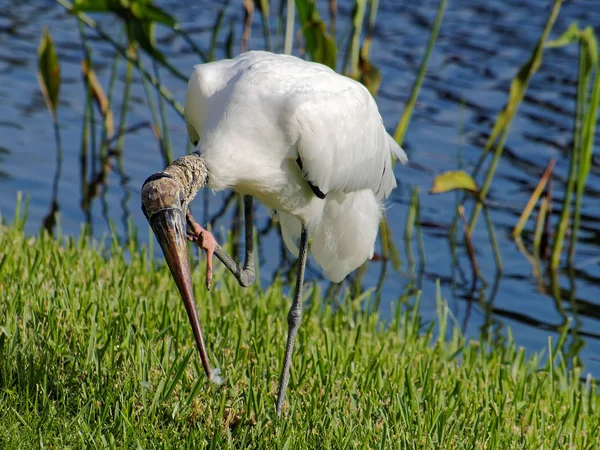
[186,210,217,290]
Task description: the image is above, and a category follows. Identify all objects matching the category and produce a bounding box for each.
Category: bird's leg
[186,195,256,288]
[276,224,309,416]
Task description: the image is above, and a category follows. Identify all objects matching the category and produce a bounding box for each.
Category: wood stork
[141,51,407,415]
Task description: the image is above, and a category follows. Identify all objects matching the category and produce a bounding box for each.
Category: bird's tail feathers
[388,134,408,164]
[311,190,382,282]
[273,191,382,283]
[376,134,407,200]
[278,211,301,258]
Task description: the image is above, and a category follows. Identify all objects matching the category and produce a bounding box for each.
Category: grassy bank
[0,220,598,449]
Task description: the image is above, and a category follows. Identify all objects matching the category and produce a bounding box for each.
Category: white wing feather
[184,51,407,282]
[186,51,405,199]
[287,79,406,199]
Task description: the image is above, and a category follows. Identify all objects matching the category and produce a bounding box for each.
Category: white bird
[141,50,407,415]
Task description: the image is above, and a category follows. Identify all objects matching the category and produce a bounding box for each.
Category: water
[1,0,600,374]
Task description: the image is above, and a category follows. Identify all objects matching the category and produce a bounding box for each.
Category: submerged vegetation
[1,216,599,447]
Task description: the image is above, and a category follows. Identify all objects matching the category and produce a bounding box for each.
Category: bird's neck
[162,153,208,205]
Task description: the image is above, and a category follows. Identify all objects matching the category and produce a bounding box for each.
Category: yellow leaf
[429,171,479,195]
[81,60,114,139]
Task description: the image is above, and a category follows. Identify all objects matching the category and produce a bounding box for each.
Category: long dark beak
[148,206,213,380]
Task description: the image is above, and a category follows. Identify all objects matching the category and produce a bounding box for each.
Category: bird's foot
[186,210,218,290]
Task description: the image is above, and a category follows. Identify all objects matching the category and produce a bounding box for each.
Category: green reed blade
[256,0,272,51]
[380,217,401,272]
[208,0,230,62]
[482,204,502,272]
[394,0,446,145]
[469,0,563,234]
[80,69,92,211]
[284,0,294,54]
[343,0,367,77]
[513,158,555,238]
[405,187,417,275]
[569,28,600,266]
[533,196,549,259]
[552,25,591,270]
[414,187,426,270]
[137,55,163,143]
[153,60,173,165]
[176,27,207,62]
[116,49,134,157]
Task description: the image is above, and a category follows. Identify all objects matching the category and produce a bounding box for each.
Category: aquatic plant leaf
[37,28,60,120]
[576,26,599,181]
[348,0,381,96]
[208,0,230,62]
[254,0,271,51]
[126,18,168,64]
[379,217,401,271]
[483,1,562,152]
[74,0,175,63]
[81,59,114,139]
[73,0,113,12]
[394,0,446,145]
[74,0,176,26]
[469,0,563,235]
[346,0,367,78]
[254,0,269,15]
[130,2,176,27]
[545,22,580,48]
[513,158,555,238]
[580,26,598,75]
[295,0,337,70]
[551,23,598,270]
[358,51,381,96]
[574,27,600,227]
[430,171,479,195]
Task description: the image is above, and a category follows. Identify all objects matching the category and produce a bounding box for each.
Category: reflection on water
[1,0,600,375]
[0,146,10,181]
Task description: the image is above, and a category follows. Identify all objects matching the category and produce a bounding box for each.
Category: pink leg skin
[186,210,218,290]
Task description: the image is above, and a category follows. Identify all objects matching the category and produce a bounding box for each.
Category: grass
[0,216,599,449]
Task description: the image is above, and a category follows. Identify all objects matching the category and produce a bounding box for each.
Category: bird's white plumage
[185,51,407,282]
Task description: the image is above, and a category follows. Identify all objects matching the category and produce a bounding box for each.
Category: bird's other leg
[186,209,217,289]
[275,224,309,416]
[186,195,255,288]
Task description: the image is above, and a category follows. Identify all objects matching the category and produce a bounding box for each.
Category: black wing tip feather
[309,182,326,199]
[296,156,326,199]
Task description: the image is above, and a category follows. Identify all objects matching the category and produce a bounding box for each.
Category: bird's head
[141,152,209,291]
[141,173,193,320]
[141,155,208,293]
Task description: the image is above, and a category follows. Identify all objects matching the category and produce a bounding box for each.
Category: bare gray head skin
[140,154,213,380]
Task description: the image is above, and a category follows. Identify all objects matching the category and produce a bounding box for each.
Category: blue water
[1,0,600,375]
